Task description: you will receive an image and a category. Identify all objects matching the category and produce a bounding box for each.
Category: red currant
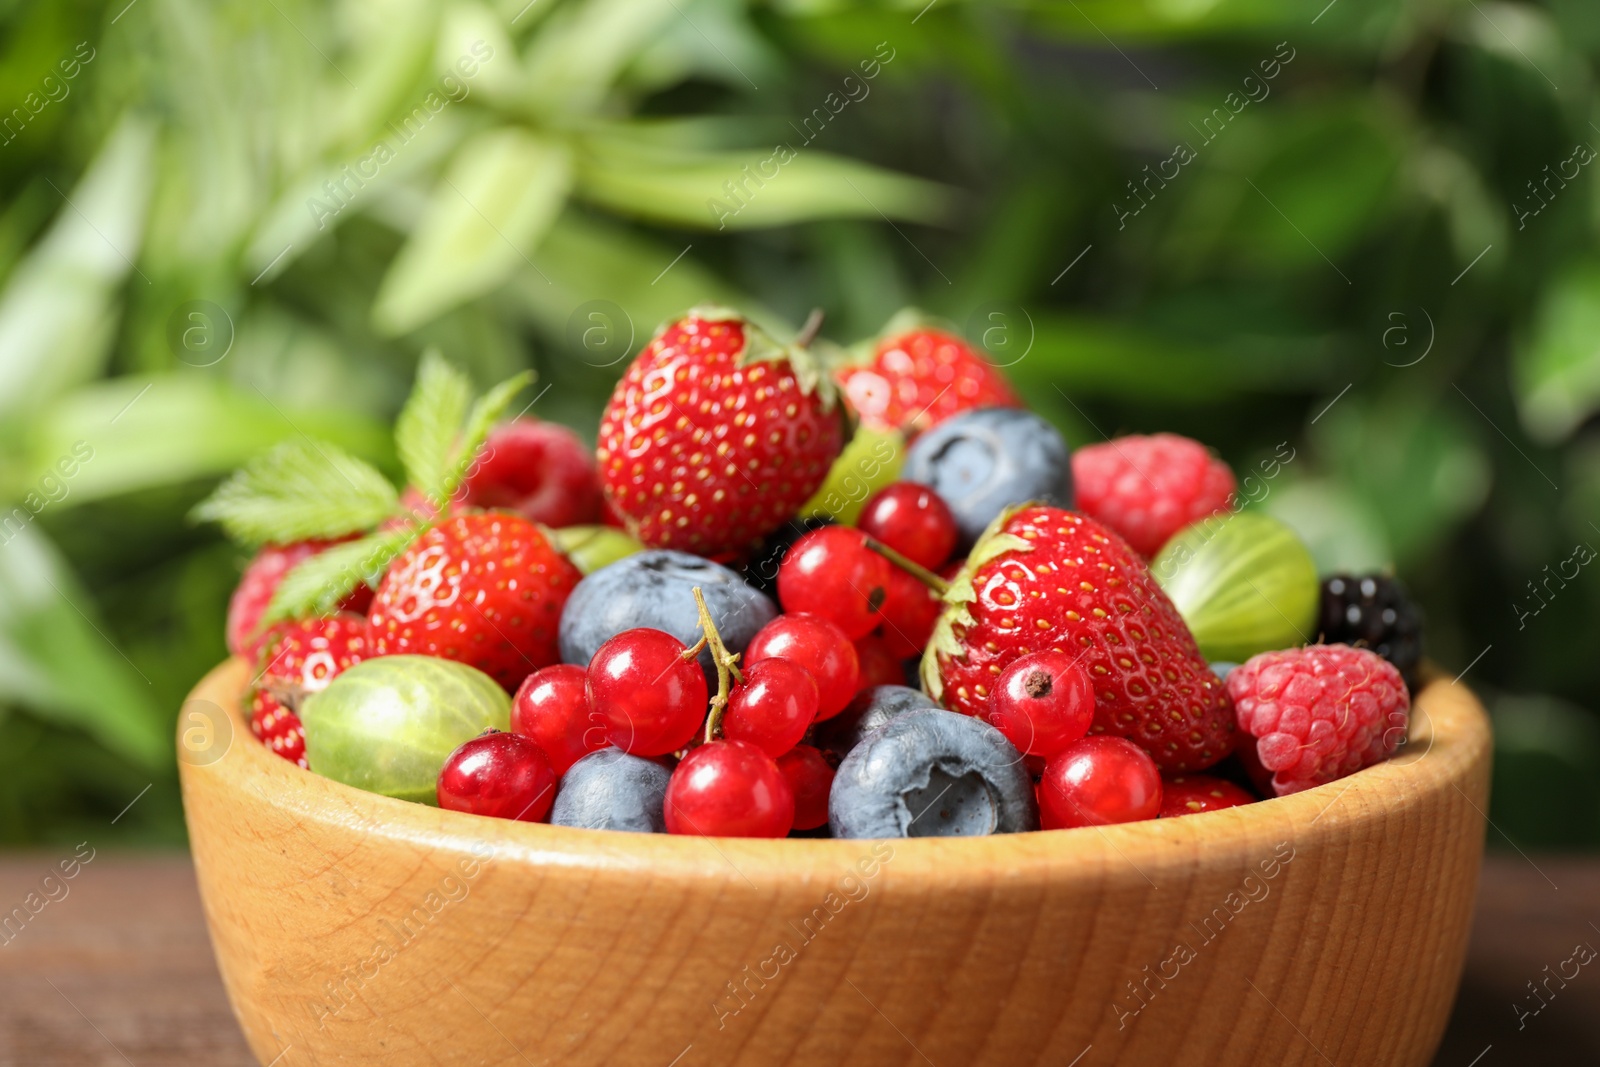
[853,634,906,691]
[857,482,959,570]
[586,628,708,756]
[436,730,558,821]
[1159,774,1256,818]
[777,744,835,831]
[511,664,606,775]
[664,740,794,837]
[1038,736,1162,829]
[745,613,860,721]
[986,651,1094,759]
[722,658,819,758]
[871,567,941,658]
[776,526,890,640]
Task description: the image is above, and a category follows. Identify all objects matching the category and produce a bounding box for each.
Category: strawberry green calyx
[919,501,1037,703]
[198,352,532,632]
[681,304,843,412]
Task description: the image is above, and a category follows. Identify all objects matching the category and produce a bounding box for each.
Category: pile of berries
[207,306,1426,840]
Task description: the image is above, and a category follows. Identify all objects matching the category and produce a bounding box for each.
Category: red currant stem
[793,308,825,349]
[691,586,743,744]
[863,537,951,598]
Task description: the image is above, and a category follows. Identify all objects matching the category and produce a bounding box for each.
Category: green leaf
[17,375,391,508]
[573,137,954,231]
[263,528,421,626]
[191,439,399,546]
[1515,261,1600,445]
[440,369,534,501]
[0,116,155,418]
[0,525,168,770]
[373,128,574,335]
[394,349,472,505]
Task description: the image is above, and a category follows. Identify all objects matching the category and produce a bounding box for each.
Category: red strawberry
[226,539,374,658]
[456,417,603,529]
[249,613,372,768]
[922,505,1234,771]
[1225,644,1409,796]
[368,512,580,689]
[1158,774,1256,817]
[1071,433,1236,557]
[837,321,1020,436]
[596,307,844,558]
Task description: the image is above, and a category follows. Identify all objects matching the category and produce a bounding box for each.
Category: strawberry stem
[794,308,825,349]
[864,537,951,597]
[690,586,743,744]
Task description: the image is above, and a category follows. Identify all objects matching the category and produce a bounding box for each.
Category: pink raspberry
[1071,433,1236,556]
[1225,644,1409,797]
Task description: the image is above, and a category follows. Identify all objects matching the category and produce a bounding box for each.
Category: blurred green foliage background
[1,0,1597,848]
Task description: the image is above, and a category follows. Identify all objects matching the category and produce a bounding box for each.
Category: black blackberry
[1316,573,1424,688]
[737,515,834,596]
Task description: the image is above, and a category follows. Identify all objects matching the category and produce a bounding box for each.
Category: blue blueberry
[559,550,777,688]
[815,685,936,762]
[902,407,1073,547]
[549,748,671,833]
[829,708,1037,838]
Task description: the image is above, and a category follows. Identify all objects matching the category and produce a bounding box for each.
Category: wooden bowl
[179,658,1490,1067]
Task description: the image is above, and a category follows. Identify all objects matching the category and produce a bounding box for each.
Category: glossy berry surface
[927,506,1233,772]
[737,515,834,596]
[857,482,959,570]
[250,613,371,768]
[871,567,940,659]
[436,730,557,821]
[1072,433,1236,557]
[778,745,835,831]
[511,664,606,775]
[722,658,820,758]
[1159,774,1256,818]
[837,325,1020,435]
[986,650,1095,759]
[853,635,907,691]
[586,628,709,756]
[902,408,1073,548]
[1038,736,1162,829]
[369,513,581,689]
[458,417,603,529]
[745,613,860,720]
[776,526,890,640]
[559,550,776,693]
[1317,573,1424,689]
[1226,643,1410,796]
[597,311,844,557]
[664,740,794,838]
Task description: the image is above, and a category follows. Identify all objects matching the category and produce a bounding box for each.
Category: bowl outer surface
[181,658,1490,1067]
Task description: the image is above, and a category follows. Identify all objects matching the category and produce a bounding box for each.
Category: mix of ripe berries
[213,305,1429,839]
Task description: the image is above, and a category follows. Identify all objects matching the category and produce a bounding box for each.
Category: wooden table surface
[0,852,1593,1066]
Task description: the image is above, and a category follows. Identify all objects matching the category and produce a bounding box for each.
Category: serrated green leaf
[191,439,399,546]
[263,528,421,627]
[395,349,472,506]
[440,369,533,501]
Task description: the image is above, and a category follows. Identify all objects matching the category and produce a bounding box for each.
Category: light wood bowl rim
[182,657,1490,887]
